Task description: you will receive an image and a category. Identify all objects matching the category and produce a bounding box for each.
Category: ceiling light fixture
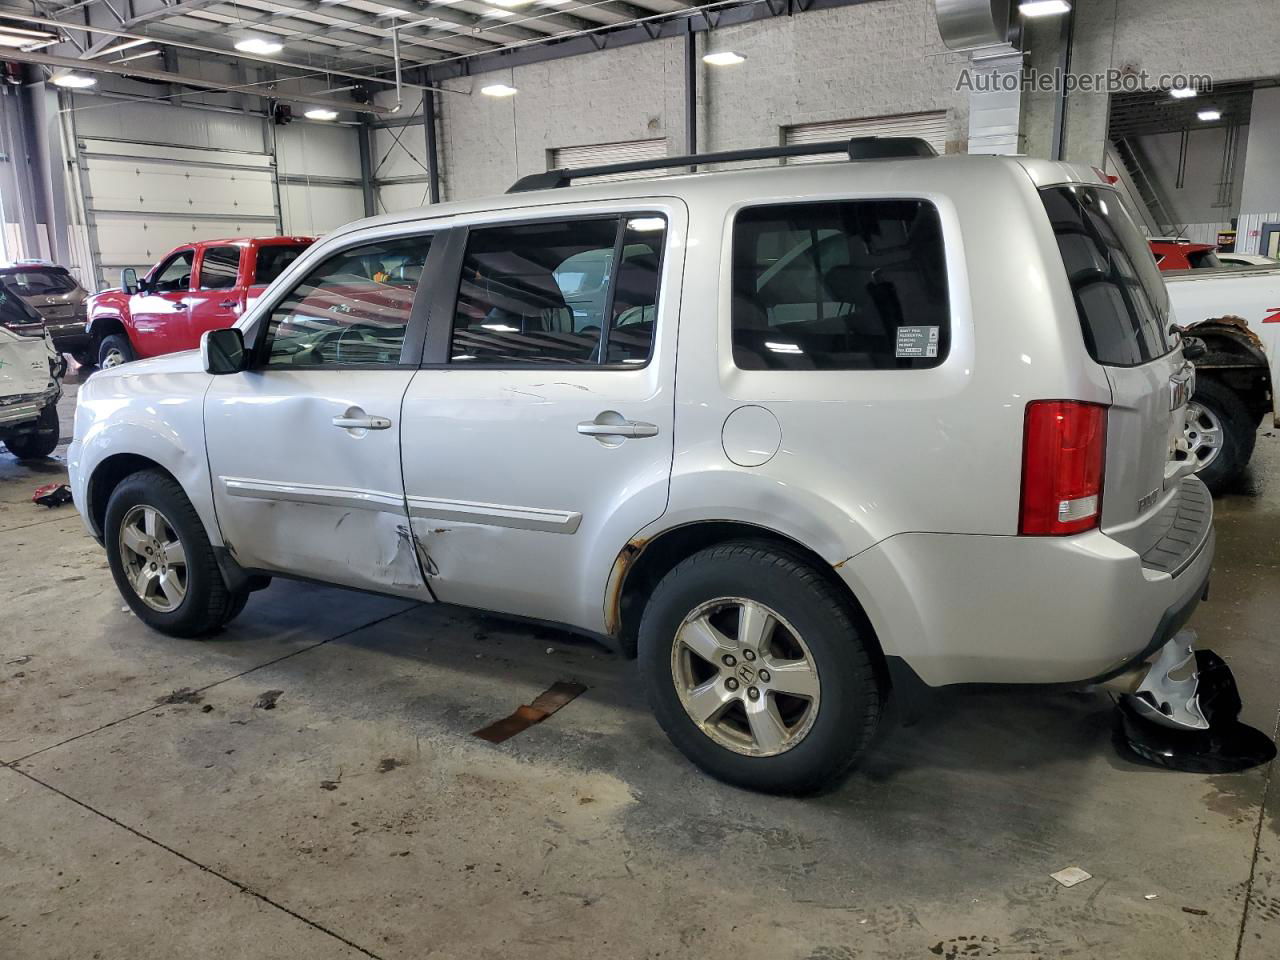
[1169,86,1198,99]
[480,83,517,97]
[489,0,531,6]
[234,36,284,55]
[1197,109,1222,121]
[96,38,149,57]
[1019,0,1071,16]
[115,49,162,64]
[702,51,745,66]
[304,107,339,121]
[0,27,57,49]
[51,71,97,88]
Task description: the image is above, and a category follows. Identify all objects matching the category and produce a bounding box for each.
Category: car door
[188,244,245,346]
[130,248,194,357]
[399,203,684,631]
[204,228,438,599]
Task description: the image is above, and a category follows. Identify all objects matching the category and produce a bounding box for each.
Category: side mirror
[121,268,139,295]
[202,327,248,375]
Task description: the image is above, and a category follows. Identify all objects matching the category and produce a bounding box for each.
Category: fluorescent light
[480,83,517,97]
[484,7,515,16]
[628,217,665,232]
[304,107,339,121]
[1019,0,1071,16]
[115,49,161,64]
[489,0,530,6]
[234,36,284,55]
[702,51,745,66]
[51,72,97,89]
[1169,86,1198,99]
[0,28,56,49]
[1197,109,1222,121]
[96,38,148,56]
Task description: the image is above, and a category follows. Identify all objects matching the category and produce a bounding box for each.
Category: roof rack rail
[506,137,937,194]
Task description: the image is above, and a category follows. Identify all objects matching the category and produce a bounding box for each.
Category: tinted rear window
[254,245,309,286]
[1040,186,1171,366]
[0,267,78,295]
[731,200,949,370]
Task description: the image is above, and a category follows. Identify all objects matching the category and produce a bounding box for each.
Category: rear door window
[1040,186,1171,366]
[254,245,309,286]
[198,246,241,290]
[731,200,949,370]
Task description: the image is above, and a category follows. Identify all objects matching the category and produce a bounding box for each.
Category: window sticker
[895,325,940,359]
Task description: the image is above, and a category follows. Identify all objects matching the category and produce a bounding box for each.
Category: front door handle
[333,415,392,430]
[219,300,238,309]
[577,418,659,439]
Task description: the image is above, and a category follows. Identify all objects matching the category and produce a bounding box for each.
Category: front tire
[104,470,248,637]
[638,540,881,794]
[1185,378,1254,494]
[98,333,134,369]
[3,403,59,459]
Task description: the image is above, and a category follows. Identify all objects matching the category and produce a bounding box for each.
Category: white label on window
[896,325,940,358]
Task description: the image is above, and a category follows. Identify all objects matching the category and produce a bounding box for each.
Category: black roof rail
[506,137,937,194]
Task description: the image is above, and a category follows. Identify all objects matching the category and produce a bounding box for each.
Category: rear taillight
[1019,400,1107,536]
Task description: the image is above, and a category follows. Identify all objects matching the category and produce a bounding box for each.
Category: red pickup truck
[87,236,314,368]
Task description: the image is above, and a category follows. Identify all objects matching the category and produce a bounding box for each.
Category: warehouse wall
[433,0,970,203]
[1133,126,1249,227]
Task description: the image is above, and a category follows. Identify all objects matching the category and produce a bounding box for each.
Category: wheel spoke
[678,616,733,664]
[131,564,154,598]
[141,507,158,538]
[684,677,733,724]
[745,697,788,753]
[737,600,776,654]
[120,524,148,557]
[162,539,186,566]
[158,571,186,607]
[767,658,819,699]
[1197,424,1222,450]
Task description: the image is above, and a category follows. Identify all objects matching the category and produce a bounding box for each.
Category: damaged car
[70,141,1256,792]
[0,277,63,460]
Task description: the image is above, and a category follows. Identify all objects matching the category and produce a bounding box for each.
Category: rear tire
[104,470,248,637]
[98,334,134,369]
[3,403,59,459]
[638,540,881,794]
[1186,378,1254,494]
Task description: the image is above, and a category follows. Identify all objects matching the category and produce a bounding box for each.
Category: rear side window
[199,246,241,290]
[450,215,665,366]
[254,245,308,286]
[731,200,949,370]
[1040,186,1171,366]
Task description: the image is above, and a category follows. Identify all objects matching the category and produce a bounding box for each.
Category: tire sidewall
[104,473,219,635]
[639,545,877,793]
[4,403,59,459]
[1189,379,1252,493]
[98,334,134,369]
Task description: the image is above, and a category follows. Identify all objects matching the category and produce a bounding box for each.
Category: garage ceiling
[1109,81,1262,139]
[3,0,742,79]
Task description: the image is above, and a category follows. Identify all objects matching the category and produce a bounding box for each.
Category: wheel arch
[1189,322,1273,423]
[85,453,178,539]
[608,520,888,682]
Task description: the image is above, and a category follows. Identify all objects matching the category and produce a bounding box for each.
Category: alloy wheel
[118,504,188,612]
[670,597,821,757]
[101,347,125,368]
[1183,401,1223,471]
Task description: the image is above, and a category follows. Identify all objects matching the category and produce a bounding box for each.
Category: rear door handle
[333,415,392,430]
[577,419,659,439]
[219,300,238,309]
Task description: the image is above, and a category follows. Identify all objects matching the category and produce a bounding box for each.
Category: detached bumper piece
[1114,633,1276,773]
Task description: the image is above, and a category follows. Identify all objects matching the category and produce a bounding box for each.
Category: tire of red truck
[1185,377,1255,494]
[98,333,135,369]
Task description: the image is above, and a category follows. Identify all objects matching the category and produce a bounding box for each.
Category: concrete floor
[2,383,1278,960]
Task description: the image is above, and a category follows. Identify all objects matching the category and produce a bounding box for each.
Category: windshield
[0,267,79,296]
[1040,185,1172,366]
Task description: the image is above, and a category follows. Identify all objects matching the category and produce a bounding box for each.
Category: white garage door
[550,139,667,183]
[80,138,280,286]
[783,112,949,161]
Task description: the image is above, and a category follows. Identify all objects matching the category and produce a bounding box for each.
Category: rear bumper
[0,384,59,429]
[842,489,1215,687]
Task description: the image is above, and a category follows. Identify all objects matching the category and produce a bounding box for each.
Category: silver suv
[69,140,1213,793]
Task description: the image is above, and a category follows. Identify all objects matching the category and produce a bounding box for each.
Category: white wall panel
[276,123,362,180]
[376,180,433,215]
[280,183,365,236]
[72,99,264,153]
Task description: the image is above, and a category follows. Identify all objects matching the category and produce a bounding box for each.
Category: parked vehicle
[86,236,314,368]
[1150,238,1222,271]
[0,278,63,459]
[70,144,1214,792]
[1164,264,1280,491]
[1217,252,1279,268]
[0,261,90,362]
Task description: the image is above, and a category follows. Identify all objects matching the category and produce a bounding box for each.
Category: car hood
[92,349,205,382]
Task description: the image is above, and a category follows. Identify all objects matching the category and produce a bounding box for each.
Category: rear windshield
[254,245,309,286]
[0,267,78,296]
[1040,186,1171,366]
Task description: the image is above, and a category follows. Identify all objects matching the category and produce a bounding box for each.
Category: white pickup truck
[1164,265,1279,491]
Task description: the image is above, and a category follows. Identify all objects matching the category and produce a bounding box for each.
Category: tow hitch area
[1108,631,1277,773]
